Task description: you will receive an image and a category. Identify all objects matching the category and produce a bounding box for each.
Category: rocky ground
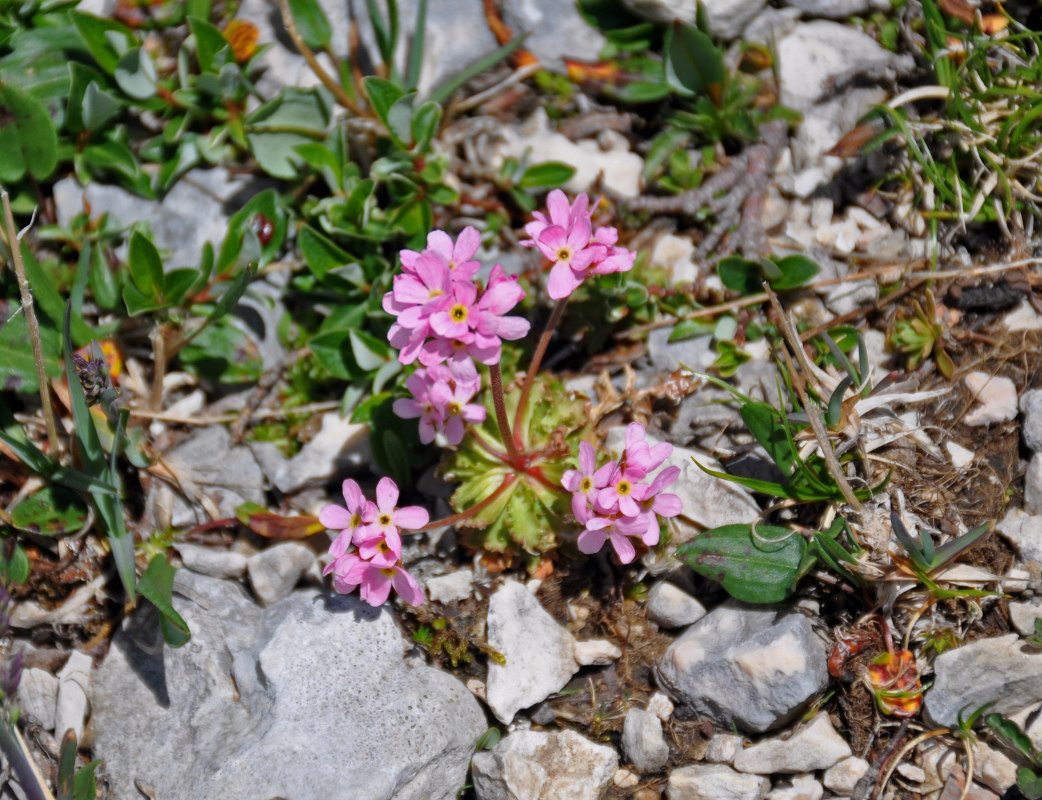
[4,0,1042,799]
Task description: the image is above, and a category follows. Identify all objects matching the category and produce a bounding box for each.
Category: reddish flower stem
[512,298,568,441]
[489,363,523,466]
[414,473,517,531]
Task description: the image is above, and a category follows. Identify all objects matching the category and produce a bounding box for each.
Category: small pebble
[574,639,622,666]
[646,582,707,629]
[247,543,314,605]
[425,569,473,604]
[963,372,1017,426]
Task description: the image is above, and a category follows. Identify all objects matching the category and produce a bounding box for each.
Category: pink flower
[365,477,430,556]
[399,227,481,282]
[319,479,375,556]
[536,221,605,300]
[595,468,647,517]
[563,430,684,564]
[577,516,637,564]
[561,442,614,519]
[622,422,672,478]
[521,191,637,299]
[522,190,592,244]
[423,227,482,281]
[326,554,425,606]
[393,368,444,444]
[355,527,403,567]
[430,373,486,446]
[631,466,682,545]
[429,280,479,340]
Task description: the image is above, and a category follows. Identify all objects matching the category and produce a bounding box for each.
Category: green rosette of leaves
[441,374,587,559]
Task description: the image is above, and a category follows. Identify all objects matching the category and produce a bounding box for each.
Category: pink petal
[545,189,570,225]
[653,493,683,518]
[577,528,608,555]
[392,566,426,606]
[454,226,481,262]
[393,505,430,530]
[319,505,352,530]
[361,569,393,606]
[579,441,595,475]
[341,479,365,512]
[610,530,636,564]
[375,477,399,512]
[547,261,584,300]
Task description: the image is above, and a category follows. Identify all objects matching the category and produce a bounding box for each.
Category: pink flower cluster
[561,423,682,564]
[383,227,531,444]
[321,477,429,607]
[520,190,637,300]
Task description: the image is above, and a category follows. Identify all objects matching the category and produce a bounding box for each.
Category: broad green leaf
[986,713,1040,762]
[308,328,365,380]
[519,162,575,190]
[204,262,257,324]
[613,81,672,104]
[10,485,89,536]
[676,523,806,603]
[771,254,819,290]
[0,299,61,393]
[664,21,725,103]
[298,224,351,281]
[668,318,714,342]
[113,47,157,100]
[189,16,232,74]
[349,329,391,371]
[364,76,406,132]
[0,541,30,585]
[178,318,262,383]
[717,256,762,295]
[246,88,331,178]
[127,230,164,299]
[286,0,332,49]
[81,80,122,133]
[739,402,796,476]
[0,81,59,182]
[69,11,134,74]
[137,553,191,647]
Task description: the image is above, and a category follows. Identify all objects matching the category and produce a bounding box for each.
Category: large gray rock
[53,168,267,270]
[162,426,266,526]
[472,729,617,800]
[92,571,485,800]
[656,603,829,733]
[485,580,578,724]
[1021,388,1042,453]
[924,634,1042,728]
[620,0,767,39]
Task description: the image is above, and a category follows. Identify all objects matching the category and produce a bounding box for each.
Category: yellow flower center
[448,401,462,416]
[580,477,593,493]
[450,304,468,323]
[350,514,362,528]
[556,246,572,262]
[379,513,392,526]
[616,480,632,497]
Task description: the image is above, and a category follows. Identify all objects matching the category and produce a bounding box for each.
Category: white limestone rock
[247,542,315,606]
[667,764,770,800]
[623,707,670,773]
[485,580,578,724]
[471,729,617,800]
[646,582,708,629]
[732,714,851,774]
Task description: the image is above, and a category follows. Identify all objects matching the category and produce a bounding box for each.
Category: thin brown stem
[415,473,517,531]
[277,0,364,115]
[1,191,60,457]
[489,364,522,465]
[513,298,567,439]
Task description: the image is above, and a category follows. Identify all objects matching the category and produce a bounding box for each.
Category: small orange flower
[867,650,923,717]
[222,19,259,63]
